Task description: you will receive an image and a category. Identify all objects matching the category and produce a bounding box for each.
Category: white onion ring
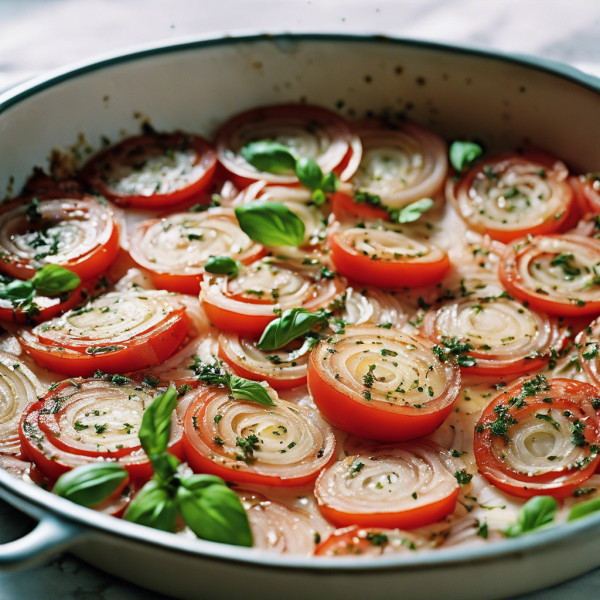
[351,122,448,209]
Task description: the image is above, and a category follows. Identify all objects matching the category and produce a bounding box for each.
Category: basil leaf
[0,280,35,304]
[138,387,178,458]
[123,480,177,532]
[176,474,252,546]
[54,462,128,507]
[505,496,557,537]
[32,265,81,295]
[449,141,483,172]
[568,497,600,522]
[321,171,341,194]
[235,201,305,247]
[151,452,181,485]
[295,157,323,191]
[228,375,276,406]
[394,198,434,224]
[240,141,296,174]
[257,307,326,351]
[204,256,241,278]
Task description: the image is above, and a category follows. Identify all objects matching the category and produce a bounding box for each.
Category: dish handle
[0,515,85,570]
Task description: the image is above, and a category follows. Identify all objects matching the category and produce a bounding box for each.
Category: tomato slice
[0,276,99,325]
[314,441,461,529]
[129,208,266,294]
[420,296,568,376]
[200,258,344,338]
[499,234,600,316]
[182,386,336,487]
[572,175,600,214]
[447,151,574,243]
[331,190,390,221]
[474,376,600,499]
[81,132,217,208]
[0,194,120,281]
[218,332,308,390]
[215,104,360,188]
[329,228,450,289]
[314,525,423,557]
[19,378,184,482]
[18,290,190,376]
[308,325,460,442]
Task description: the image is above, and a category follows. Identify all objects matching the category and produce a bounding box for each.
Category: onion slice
[447,151,574,243]
[308,325,460,441]
[314,441,461,529]
[499,234,600,316]
[129,208,265,294]
[19,290,190,376]
[0,352,44,454]
[19,378,184,481]
[182,385,336,486]
[349,121,448,209]
[474,377,600,498]
[421,296,567,376]
[218,332,308,390]
[215,104,361,186]
[0,194,120,281]
[580,318,600,387]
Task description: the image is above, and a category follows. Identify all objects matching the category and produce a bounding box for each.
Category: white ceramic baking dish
[2,33,600,600]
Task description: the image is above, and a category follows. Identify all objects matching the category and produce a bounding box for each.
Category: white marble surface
[2,1,600,598]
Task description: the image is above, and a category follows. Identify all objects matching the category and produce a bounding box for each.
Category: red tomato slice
[307,325,460,442]
[420,296,568,377]
[331,190,390,221]
[329,229,450,289]
[19,378,184,482]
[182,386,336,487]
[0,276,99,325]
[499,234,600,317]
[314,526,421,556]
[447,151,574,243]
[474,376,600,499]
[0,194,120,281]
[215,104,360,188]
[200,259,344,338]
[18,290,190,376]
[218,332,308,390]
[129,208,266,295]
[81,132,217,208]
[572,175,600,214]
[314,441,461,529]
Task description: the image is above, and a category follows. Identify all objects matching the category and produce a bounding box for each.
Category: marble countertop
[1,1,600,598]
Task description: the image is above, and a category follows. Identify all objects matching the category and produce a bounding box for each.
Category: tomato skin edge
[307,353,456,442]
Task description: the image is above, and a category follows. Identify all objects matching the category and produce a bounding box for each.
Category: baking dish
[1,33,600,600]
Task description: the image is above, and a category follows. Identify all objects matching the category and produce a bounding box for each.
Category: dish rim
[1,31,600,572]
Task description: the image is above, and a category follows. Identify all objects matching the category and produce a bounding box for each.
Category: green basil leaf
[449,141,483,172]
[151,452,181,485]
[31,265,81,295]
[240,141,296,174]
[228,375,276,406]
[321,171,341,194]
[0,280,35,304]
[295,157,323,191]
[54,462,128,507]
[257,307,326,351]
[204,256,241,278]
[394,198,434,224]
[505,496,557,537]
[235,201,305,247]
[568,497,600,522]
[177,474,252,546]
[123,480,177,532]
[138,387,178,458]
